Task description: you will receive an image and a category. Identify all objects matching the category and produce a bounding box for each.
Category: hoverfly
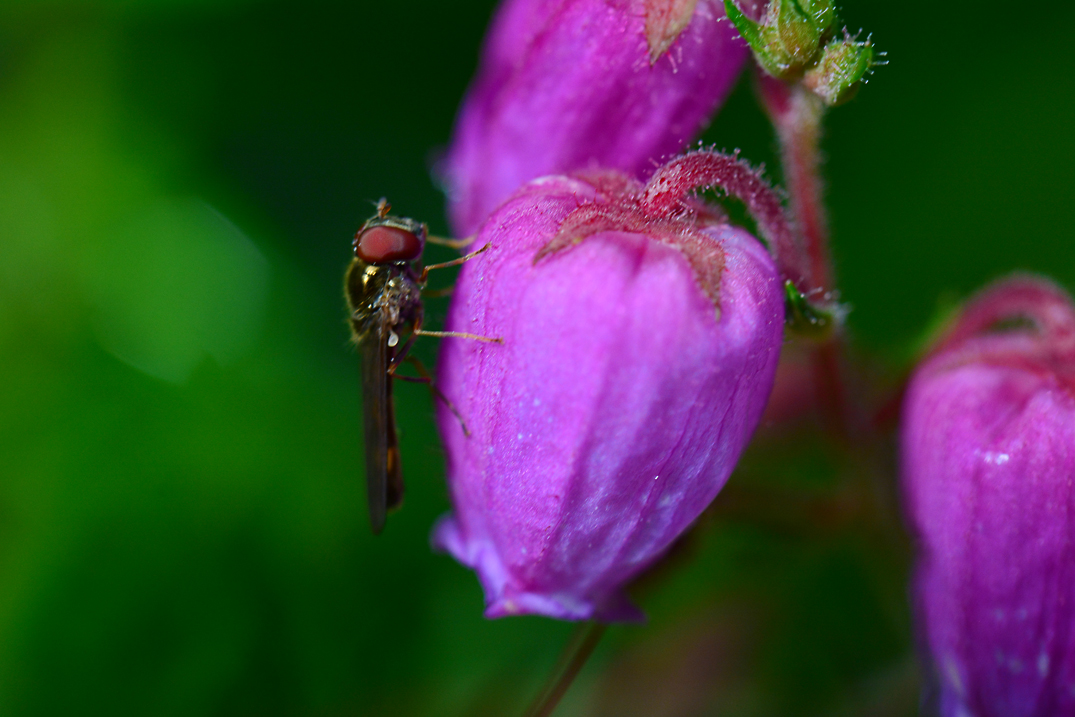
[345,199,496,534]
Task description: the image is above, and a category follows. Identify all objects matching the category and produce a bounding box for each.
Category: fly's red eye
[355,225,423,263]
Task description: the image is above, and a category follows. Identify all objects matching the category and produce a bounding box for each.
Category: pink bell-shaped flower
[441,0,750,236]
[902,276,1075,717]
[432,152,788,621]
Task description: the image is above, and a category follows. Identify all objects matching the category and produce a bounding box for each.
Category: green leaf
[785,280,839,340]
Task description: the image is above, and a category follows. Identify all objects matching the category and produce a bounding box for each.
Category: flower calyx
[927,274,1075,391]
[536,150,838,328]
[644,0,702,63]
[535,174,727,317]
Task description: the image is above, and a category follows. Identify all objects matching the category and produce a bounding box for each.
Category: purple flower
[902,276,1075,717]
[432,152,785,621]
[442,0,750,236]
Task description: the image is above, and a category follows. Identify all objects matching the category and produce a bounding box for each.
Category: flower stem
[523,622,607,717]
[786,95,831,293]
[757,73,852,432]
[757,74,832,295]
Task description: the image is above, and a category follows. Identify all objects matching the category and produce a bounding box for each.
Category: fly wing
[360,316,392,535]
[384,370,404,512]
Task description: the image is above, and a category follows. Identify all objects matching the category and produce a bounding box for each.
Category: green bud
[722,0,783,76]
[784,280,838,340]
[803,37,875,106]
[724,0,835,81]
[799,0,835,37]
[721,0,765,56]
[773,0,828,70]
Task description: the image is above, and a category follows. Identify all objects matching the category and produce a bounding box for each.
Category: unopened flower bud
[442,0,749,236]
[902,276,1075,716]
[802,36,874,106]
[432,156,785,621]
[724,0,834,80]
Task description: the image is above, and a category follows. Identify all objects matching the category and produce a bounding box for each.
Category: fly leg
[425,234,474,250]
[421,286,454,299]
[388,313,473,436]
[418,244,503,342]
[413,329,502,343]
[419,242,492,285]
[390,357,472,437]
[404,304,502,346]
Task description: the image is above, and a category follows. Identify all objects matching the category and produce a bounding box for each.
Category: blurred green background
[0,0,1072,714]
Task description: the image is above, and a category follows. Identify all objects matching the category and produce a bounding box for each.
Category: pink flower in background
[902,276,1075,717]
[432,152,785,621]
[442,0,750,236]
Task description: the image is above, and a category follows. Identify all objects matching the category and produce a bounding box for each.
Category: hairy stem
[757,73,853,432]
[759,74,832,295]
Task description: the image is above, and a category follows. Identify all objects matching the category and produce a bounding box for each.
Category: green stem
[523,622,607,717]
